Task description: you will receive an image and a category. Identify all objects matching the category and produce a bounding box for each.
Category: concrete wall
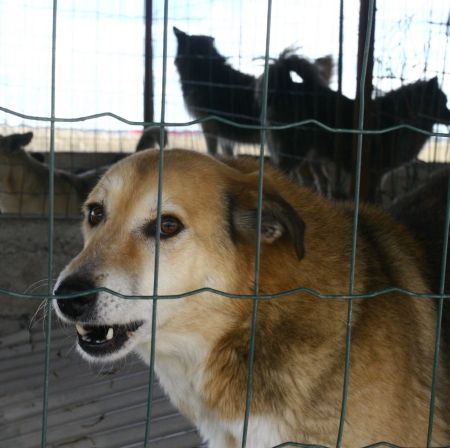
[0,217,83,326]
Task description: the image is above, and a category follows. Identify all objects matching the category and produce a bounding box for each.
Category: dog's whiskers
[24,277,54,295]
[28,299,49,331]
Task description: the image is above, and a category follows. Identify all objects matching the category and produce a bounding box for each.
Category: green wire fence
[0,0,449,447]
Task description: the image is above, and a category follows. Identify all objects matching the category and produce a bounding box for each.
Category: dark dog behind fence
[261,53,450,200]
[173,26,261,157]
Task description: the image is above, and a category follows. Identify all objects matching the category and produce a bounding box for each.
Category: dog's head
[0,131,38,213]
[53,150,305,363]
[393,77,450,125]
[173,26,221,61]
[0,131,34,160]
[423,77,450,124]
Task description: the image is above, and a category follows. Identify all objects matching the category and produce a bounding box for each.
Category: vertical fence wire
[426,175,450,446]
[240,1,273,446]
[41,0,58,446]
[143,0,169,445]
[335,0,375,446]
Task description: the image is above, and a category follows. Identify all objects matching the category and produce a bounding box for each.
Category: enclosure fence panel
[0,0,449,447]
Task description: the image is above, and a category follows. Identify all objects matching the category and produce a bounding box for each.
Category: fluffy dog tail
[278,49,332,87]
[256,50,333,105]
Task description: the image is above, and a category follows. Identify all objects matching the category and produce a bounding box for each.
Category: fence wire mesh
[0,0,450,447]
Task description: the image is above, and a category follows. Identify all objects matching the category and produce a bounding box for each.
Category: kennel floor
[0,322,203,448]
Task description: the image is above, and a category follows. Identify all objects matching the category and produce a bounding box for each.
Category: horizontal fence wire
[0,104,448,138]
[2,286,450,301]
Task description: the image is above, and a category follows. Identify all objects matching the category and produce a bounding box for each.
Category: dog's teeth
[106,327,114,340]
[76,324,88,336]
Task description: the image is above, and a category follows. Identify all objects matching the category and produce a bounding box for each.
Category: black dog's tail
[256,50,332,104]
[278,49,330,87]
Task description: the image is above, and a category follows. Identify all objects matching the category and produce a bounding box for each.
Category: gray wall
[0,218,83,331]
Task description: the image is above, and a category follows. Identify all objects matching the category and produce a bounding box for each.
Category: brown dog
[54,149,449,447]
[0,132,104,215]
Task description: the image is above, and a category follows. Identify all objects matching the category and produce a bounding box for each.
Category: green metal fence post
[336,0,376,446]
[143,0,170,445]
[41,0,58,446]
[241,1,273,446]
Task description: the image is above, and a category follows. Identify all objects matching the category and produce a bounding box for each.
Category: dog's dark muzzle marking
[54,275,98,321]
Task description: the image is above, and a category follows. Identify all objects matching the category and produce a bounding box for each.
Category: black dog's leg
[205,134,218,156]
[221,141,234,157]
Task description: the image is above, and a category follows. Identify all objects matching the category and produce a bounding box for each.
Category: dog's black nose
[54,275,97,320]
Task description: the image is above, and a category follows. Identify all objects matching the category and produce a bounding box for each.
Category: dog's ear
[228,186,305,260]
[428,76,439,87]
[1,132,33,152]
[173,27,186,39]
[314,54,333,86]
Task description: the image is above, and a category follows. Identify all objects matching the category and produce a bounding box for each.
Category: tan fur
[56,149,449,447]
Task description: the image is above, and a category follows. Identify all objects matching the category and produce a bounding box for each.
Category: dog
[53,149,449,447]
[0,131,105,215]
[378,159,449,206]
[174,26,260,156]
[174,28,333,157]
[388,167,450,388]
[258,50,355,173]
[262,54,450,200]
[135,125,168,151]
[389,167,450,294]
[370,77,450,174]
[361,77,450,200]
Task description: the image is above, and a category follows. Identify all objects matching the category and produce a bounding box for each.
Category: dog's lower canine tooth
[76,324,88,336]
[106,327,114,340]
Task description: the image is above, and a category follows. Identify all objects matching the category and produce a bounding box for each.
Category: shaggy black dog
[258,50,355,172]
[363,77,450,200]
[371,77,450,174]
[173,27,260,156]
[262,52,450,200]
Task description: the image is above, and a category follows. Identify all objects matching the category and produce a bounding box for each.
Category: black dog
[258,50,355,173]
[370,77,450,174]
[365,77,450,200]
[173,27,260,156]
[262,53,450,199]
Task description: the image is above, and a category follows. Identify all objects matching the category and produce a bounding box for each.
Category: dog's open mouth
[75,321,143,356]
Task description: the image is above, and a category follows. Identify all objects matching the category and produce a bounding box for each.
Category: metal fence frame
[1,0,450,447]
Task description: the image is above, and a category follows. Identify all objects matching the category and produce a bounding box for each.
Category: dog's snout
[55,275,97,320]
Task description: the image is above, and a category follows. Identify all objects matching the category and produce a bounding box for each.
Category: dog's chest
[154,358,285,447]
[155,357,204,416]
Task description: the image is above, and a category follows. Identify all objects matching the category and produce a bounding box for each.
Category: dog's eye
[144,215,184,239]
[87,204,104,226]
[160,216,183,238]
